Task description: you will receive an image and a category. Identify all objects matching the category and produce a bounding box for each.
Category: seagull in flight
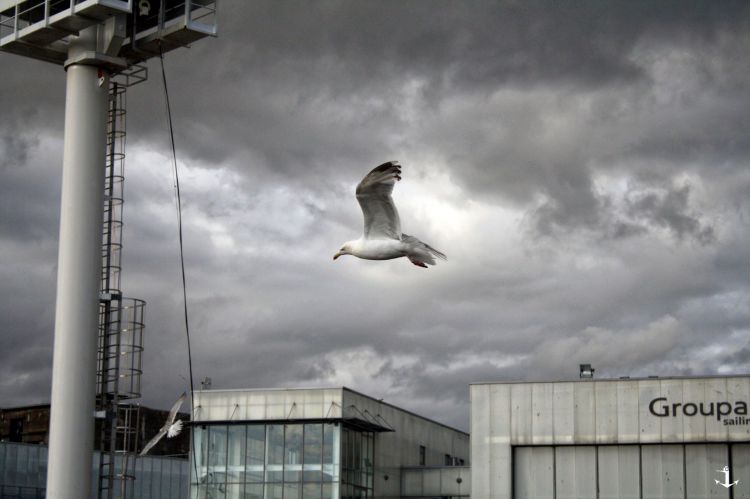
[333,161,446,268]
[139,392,186,457]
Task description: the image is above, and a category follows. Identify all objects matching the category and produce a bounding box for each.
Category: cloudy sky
[2,1,750,431]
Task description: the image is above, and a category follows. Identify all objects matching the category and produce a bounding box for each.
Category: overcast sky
[2,1,750,431]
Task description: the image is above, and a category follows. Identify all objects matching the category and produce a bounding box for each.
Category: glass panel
[284,482,301,499]
[141,457,152,499]
[284,424,303,482]
[228,426,246,483]
[245,425,265,483]
[134,453,143,498]
[322,424,339,483]
[322,482,338,499]
[0,444,5,486]
[350,431,358,473]
[226,483,244,499]
[304,424,322,482]
[6,444,17,485]
[207,483,227,499]
[208,426,229,496]
[265,482,283,499]
[192,425,209,485]
[39,446,48,489]
[266,425,284,482]
[302,483,322,499]
[304,424,323,464]
[244,483,264,499]
[151,458,162,498]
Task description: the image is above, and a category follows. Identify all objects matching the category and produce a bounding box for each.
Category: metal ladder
[96,66,148,499]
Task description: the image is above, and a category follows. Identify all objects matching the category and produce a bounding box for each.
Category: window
[9,418,23,442]
[227,426,245,484]
[340,427,374,499]
[191,423,341,499]
[284,424,303,482]
[266,425,284,482]
[419,445,426,466]
[245,425,265,482]
[304,423,323,482]
[444,454,452,466]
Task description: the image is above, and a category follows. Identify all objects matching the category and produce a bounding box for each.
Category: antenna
[0,2,217,498]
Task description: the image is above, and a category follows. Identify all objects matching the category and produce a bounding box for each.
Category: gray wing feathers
[139,428,167,456]
[167,392,186,424]
[356,161,402,239]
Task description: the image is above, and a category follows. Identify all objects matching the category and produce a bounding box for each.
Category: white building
[471,375,750,498]
[191,387,469,499]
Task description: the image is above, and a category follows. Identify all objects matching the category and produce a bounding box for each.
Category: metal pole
[46,25,109,499]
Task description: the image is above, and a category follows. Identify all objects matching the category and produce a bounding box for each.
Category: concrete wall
[401,466,470,497]
[471,376,750,499]
[343,389,470,498]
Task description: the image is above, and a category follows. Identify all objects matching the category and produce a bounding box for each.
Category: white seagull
[139,392,186,457]
[333,161,446,268]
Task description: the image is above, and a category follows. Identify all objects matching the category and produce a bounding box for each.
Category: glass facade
[191,423,376,499]
[340,428,374,499]
[0,441,189,499]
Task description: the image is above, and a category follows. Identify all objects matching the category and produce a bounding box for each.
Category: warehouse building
[471,375,750,498]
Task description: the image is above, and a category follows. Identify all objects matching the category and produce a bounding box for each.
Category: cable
[158,45,196,406]
[158,43,200,489]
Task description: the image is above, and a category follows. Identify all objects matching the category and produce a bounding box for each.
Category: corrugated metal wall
[513,443,750,499]
[471,376,750,498]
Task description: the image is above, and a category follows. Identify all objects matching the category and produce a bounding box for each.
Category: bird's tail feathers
[424,242,447,261]
[402,234,447,266]
[167,419,183,438]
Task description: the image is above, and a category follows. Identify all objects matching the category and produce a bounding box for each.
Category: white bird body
[334,161,446,268]
[341,238,405,260]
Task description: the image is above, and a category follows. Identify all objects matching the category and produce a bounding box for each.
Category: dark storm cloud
[0,131,34,170]
[2,1,750,429]
[625,183,714,243]
[114,0,750,247]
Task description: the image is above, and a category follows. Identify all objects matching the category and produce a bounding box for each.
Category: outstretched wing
[355,161,402,240]
[139,427,168,457]
[167,392,187,425]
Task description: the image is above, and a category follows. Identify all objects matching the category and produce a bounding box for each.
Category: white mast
[46,24,109,499]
